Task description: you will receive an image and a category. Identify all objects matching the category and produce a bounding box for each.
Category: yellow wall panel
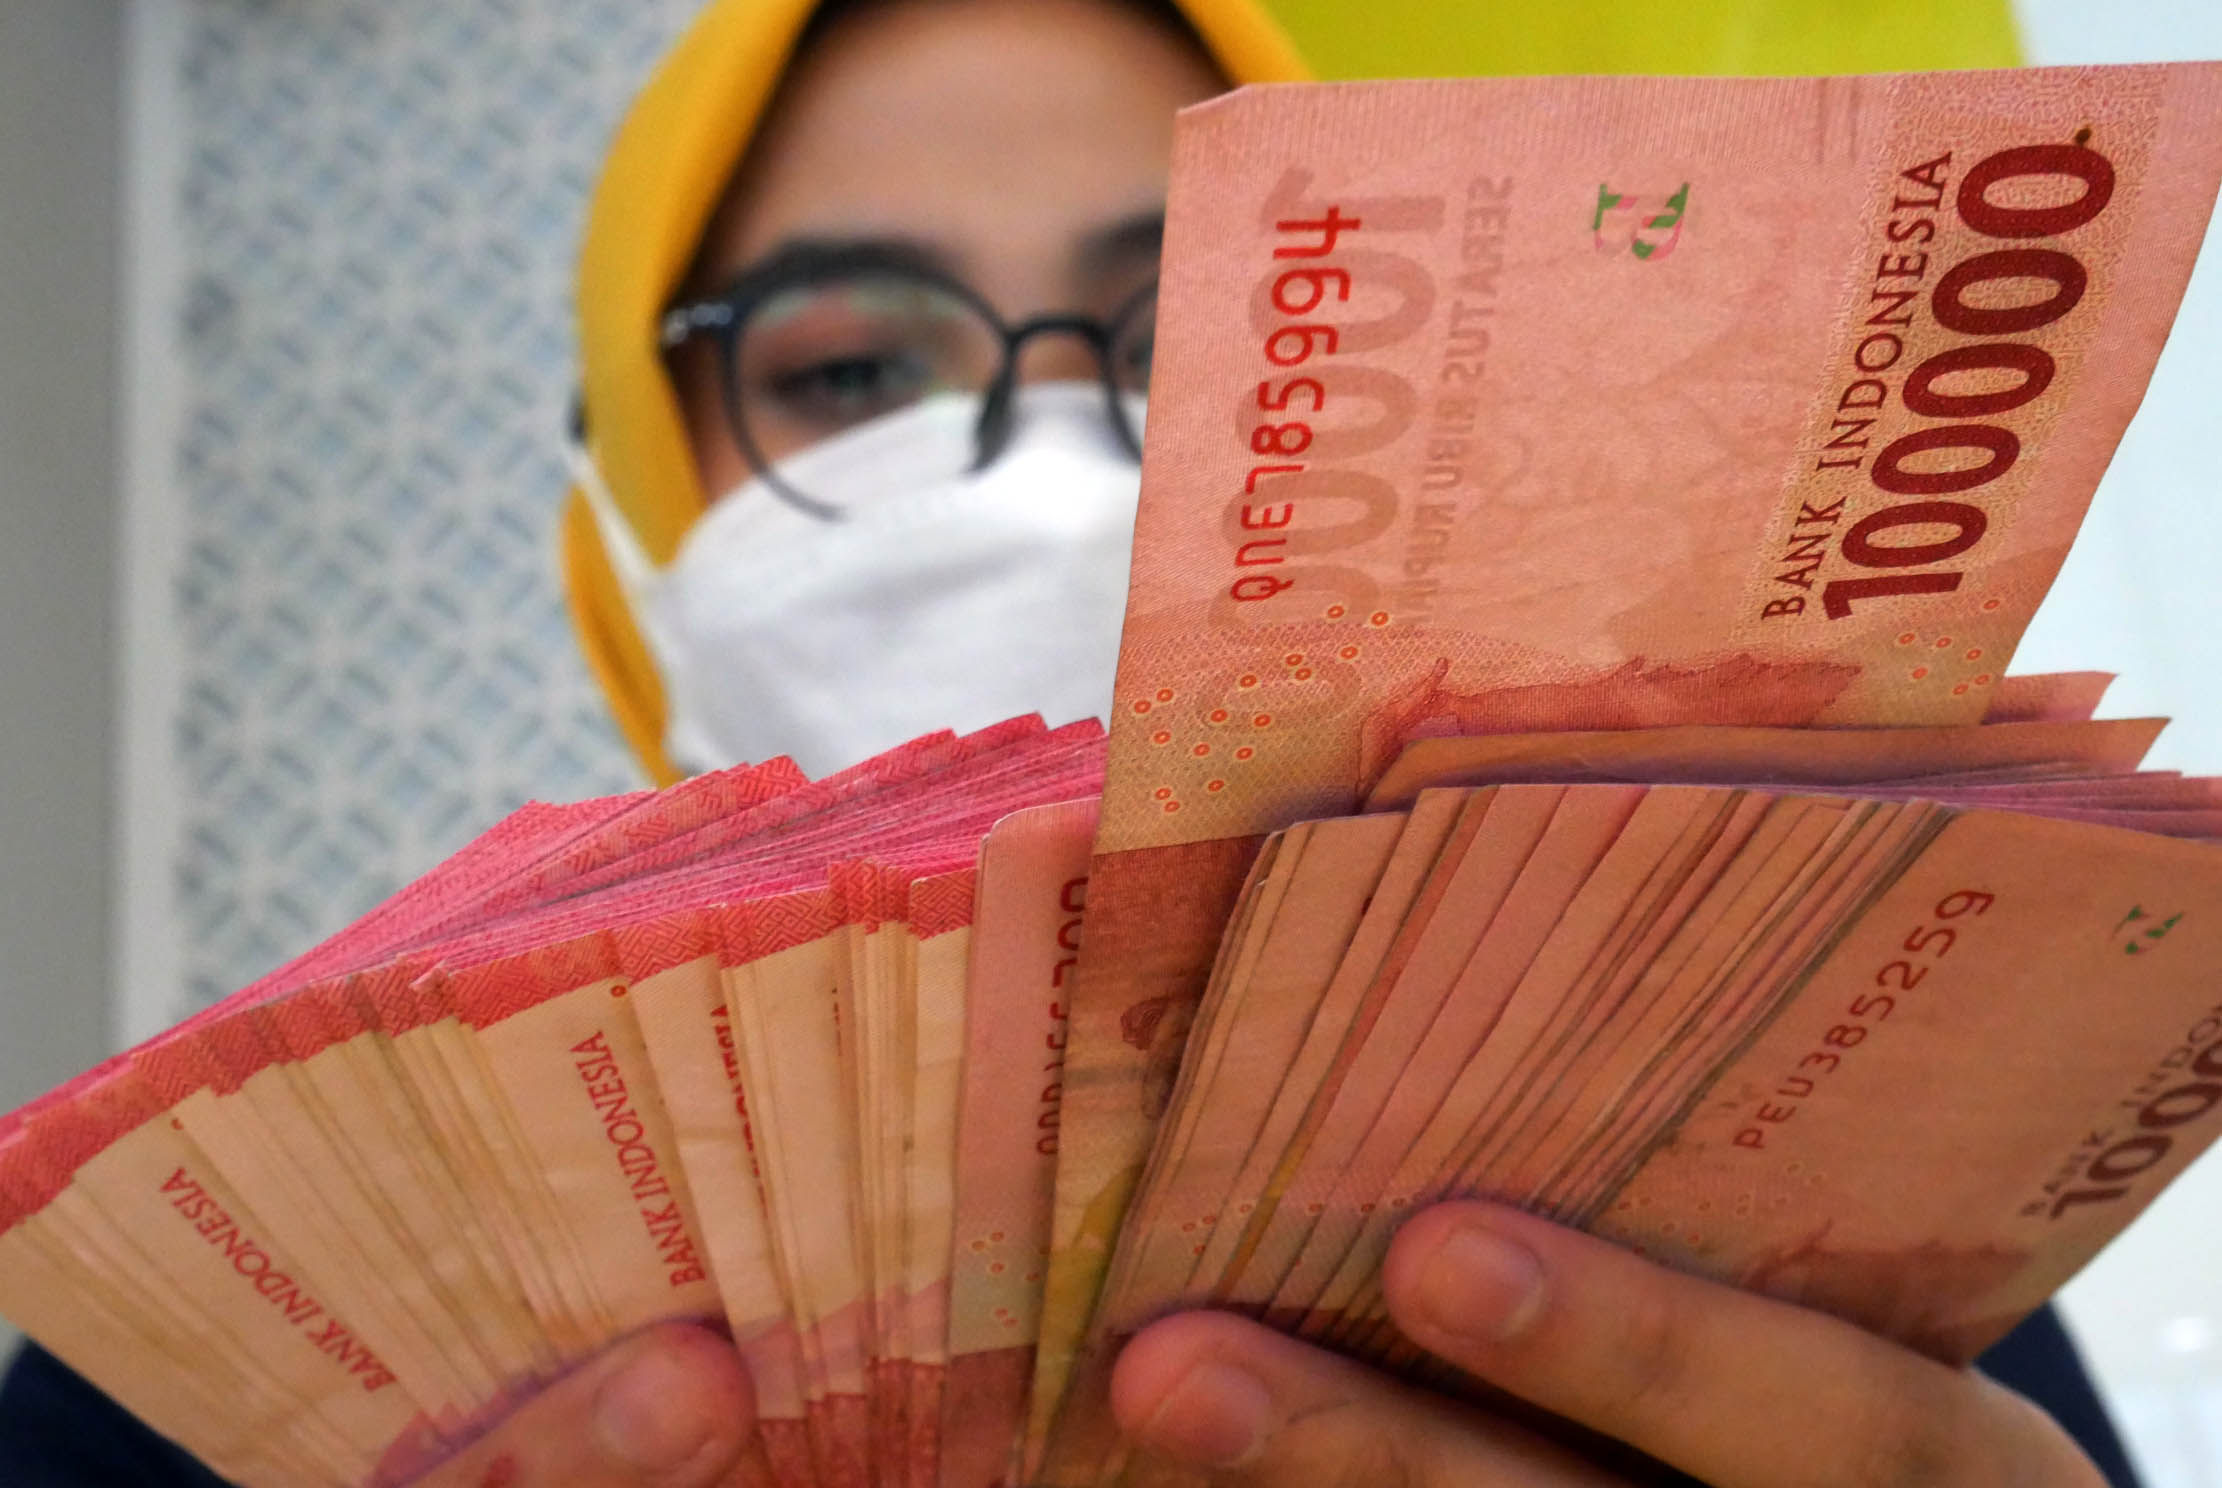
[1261,0,2022,79]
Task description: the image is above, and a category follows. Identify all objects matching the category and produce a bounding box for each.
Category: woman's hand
[1112,1201,2107,1488]
[411,1322,755,1488]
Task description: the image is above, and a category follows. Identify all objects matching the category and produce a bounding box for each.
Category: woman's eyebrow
[707,234,967,297]
[1074,210,1167,278]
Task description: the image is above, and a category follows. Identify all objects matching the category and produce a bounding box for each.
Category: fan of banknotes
[9,62,2222,1488]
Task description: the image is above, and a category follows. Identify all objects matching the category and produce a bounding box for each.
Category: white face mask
[575,381,1143,777]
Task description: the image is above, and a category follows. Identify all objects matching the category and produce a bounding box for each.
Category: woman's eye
[759,350,934,427]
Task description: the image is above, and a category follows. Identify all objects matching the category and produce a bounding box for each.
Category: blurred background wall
[0,0,124,1354]
[1,0,2218,1471]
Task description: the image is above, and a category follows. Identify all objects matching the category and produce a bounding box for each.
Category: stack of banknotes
[10,61,2222,1488]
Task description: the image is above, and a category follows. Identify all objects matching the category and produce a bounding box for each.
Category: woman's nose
[1012,327,1104,385]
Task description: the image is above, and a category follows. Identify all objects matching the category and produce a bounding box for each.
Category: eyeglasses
[662,242,1156,520]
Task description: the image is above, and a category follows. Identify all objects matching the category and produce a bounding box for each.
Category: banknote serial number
[1222,169,1443,620]
[1734,888,1992,1149]
[1763,141,2117,624]
[1036,874,1086,1157]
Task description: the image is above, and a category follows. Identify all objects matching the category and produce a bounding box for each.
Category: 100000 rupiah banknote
[1028,64,2222,1471]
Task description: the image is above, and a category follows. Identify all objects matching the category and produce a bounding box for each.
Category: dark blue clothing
[0,1304,2145,1486]
[0,1342,227,1487]
[1980,1306,2145,1488]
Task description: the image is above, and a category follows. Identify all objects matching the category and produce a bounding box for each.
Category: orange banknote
[1033,62,2222,1467]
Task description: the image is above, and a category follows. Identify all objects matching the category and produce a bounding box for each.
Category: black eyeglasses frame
[661,244,1156,522]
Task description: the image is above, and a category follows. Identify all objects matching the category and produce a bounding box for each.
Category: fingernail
[1413,1220,1547,1344]
[1134,1360,1275,1468]
[593,1343,716,1471]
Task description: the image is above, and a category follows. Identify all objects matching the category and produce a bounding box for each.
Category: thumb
[1110,1310,1623,1487]
[414,1322,757,1488]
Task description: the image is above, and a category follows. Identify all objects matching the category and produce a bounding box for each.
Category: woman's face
[673,0,1225,498]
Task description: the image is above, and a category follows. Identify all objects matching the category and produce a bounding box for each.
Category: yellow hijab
[564,0,2020,786]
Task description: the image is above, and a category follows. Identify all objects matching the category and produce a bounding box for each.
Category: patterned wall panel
[170,0,701,1015]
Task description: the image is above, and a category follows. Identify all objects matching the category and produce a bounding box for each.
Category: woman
[0,0,2143,1483]
[546,3,2137,1485]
